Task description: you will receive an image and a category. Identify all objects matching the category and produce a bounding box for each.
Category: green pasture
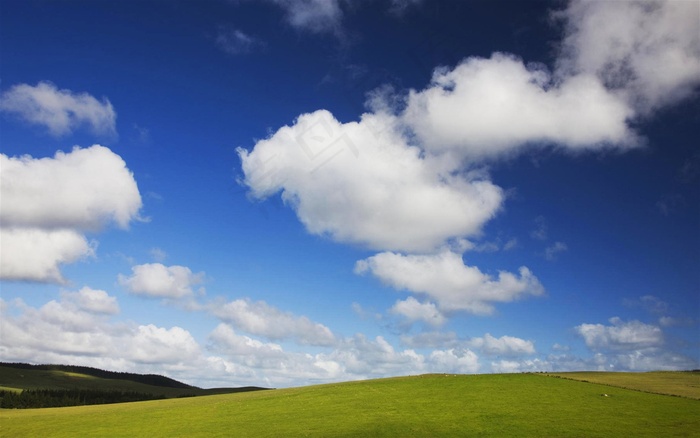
[548,371,700,399]
[2,373,699,437]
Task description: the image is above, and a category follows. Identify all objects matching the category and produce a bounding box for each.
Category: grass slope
[547,371,700,399]
[0,363,265,398]
[2,373,699,437]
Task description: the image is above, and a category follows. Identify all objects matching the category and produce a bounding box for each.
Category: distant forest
[0,362,194,389]
[0,362,269,409]
[0,388,166,409]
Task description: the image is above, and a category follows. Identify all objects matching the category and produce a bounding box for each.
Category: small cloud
[551,343,570,352]
[544,241,568,261]
[61,287,120,315]
[639,295,669,315]
[624,295,669,315]
[118,263,205,299]
[656,194,684,216]
[0,228,95,284]
[216,26,265,55]
[677,153,700,183]
[270,0,344,36]
[146,191,164,202]
[503,238,518,251]
[356,251,544,316]
[0,81,116,137]
[575,317,664,351]
[658,316,695,327]
[468,333,536,356]
[388,0,423,15]
[132,124,151,144]
[209,298,336,346]
[351,302,382,321]
[149,247,167,263]
[530,216,548,240]
[472,241,500,253]
[390,297,446,326]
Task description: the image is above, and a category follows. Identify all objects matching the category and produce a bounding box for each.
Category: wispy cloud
[265,0,344,36]
[544,241,568,261]
[0,82,116,137]
[215,26,265,55]
[210,298,336,346]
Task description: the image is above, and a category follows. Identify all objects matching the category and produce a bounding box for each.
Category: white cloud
[210,298,336,346]
[118,263,205,299]
[322,334,425,376]
[239,110,503,253]
[0,145,141,283]
[61,287,119,315]
[125,324,201,365]
[611,350,699,372]
[0,81,116,136]
[209,323,285,358]
[0,145,142,231]
[239,0,699,264]
[2,293,481,388]
[488,357,560,373]
[575,317,664,351]
[355,251,544,315]
[489,360,523,373]
[400,331,535,358]
[428,349,479,374]
[390,297,446,326]
[0,228,95,284]
[402,53,636,160]
[556,0,700,114]
[468,333,535,356]
[216,26,264,55]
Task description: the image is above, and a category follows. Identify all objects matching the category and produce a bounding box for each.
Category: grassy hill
[1,372,699,437]
[547,371,700,399]
[0,363,268,404]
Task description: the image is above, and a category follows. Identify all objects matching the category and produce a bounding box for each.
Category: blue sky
[1,0,698,388]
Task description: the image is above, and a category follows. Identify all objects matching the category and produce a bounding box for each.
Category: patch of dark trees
[0,362,193,389]
[0,389,166,409]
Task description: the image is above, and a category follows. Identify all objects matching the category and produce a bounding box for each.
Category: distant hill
[1,362,194,389]
[0,362,270,408]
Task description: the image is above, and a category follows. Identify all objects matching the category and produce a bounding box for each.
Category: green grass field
[548,371,700,399]
[2,373,699,437]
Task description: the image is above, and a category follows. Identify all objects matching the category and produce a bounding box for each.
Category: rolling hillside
[1,372,698,437]
[0,362,268,406]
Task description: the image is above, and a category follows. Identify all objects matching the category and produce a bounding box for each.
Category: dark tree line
[0,389,166,409]
[0,362,194,389]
